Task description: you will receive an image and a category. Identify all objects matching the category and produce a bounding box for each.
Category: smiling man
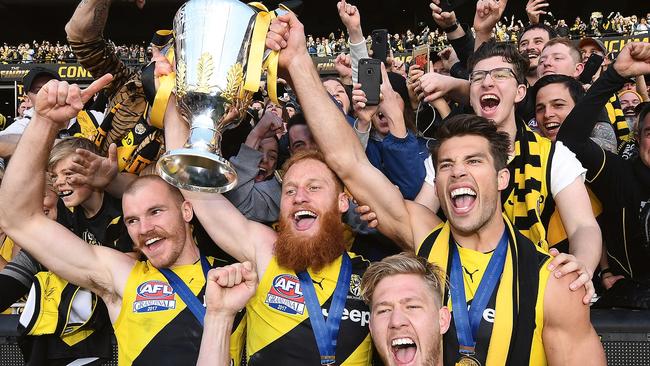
[531,74,617,153]
[265,13,605,365]
[518,23,557,86]
[464,41,601,289]
[0,75,238,365]
[165,99,373,363]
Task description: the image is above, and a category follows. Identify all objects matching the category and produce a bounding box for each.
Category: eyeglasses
[469,67,518,84]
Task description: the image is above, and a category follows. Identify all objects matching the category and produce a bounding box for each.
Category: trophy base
[156,148,238,193]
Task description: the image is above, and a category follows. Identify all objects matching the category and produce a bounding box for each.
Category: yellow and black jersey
[114,257,243,366]
[417,216,552,365]
[245,253,373,365]
[56,193,132,253]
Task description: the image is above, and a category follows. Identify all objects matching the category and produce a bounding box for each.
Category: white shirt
[423,141,585,197]
[0,108,104,137]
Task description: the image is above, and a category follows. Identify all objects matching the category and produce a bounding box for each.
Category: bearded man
[166,109,372,364]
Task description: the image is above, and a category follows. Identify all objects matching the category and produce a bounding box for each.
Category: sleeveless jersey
[245,253,373,365]
[113,257,243,365]
[417,215,552,365]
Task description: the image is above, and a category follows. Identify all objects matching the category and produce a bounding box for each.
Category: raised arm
[65,0,137,96]
[65,0,112,42]
[473,0,508,50]
[198,262,257,366]
[0,75,134,301]
[162,96,276,275]
[267,13,439,248]
[337,0,367,83]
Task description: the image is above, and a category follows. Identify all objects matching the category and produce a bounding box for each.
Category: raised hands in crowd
[2,0,650,365]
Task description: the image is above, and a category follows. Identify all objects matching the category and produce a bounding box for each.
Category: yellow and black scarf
[502,124,555,250]
[605,94,635,154]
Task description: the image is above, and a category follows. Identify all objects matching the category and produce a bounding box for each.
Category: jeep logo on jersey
[133,280,177,313]
[265,274,305,315]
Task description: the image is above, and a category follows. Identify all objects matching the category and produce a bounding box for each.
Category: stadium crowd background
[1,11,649,63]
[0,0,649,364]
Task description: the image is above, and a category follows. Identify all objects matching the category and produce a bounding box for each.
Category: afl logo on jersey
[265,274,305,315]
[133,280,177,313]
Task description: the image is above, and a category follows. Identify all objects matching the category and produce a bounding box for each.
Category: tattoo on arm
[590,122,617,154]
[90,1,111,35]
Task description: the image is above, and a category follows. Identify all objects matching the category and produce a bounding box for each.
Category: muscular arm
[0,114,133,301]
[162,97,276,276]
[0,134,21,159]
[198,313,234,366]
[543,272,606,365]
[0,78,134,306]
[287,51,421,248]
[65,0,112,42]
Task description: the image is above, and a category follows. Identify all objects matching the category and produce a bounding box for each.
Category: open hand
[526,0,549,25]
[67,143,119,190]
[473,0,508,36]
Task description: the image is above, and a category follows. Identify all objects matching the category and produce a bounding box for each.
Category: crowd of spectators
[307,9,650,56]
[0,0,649,365]
[3,10,649,64]
[0,40,150,64]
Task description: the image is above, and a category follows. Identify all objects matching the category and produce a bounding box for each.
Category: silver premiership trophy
[157,0,288,192]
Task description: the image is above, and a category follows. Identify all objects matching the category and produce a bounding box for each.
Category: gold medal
[456,354,481,366]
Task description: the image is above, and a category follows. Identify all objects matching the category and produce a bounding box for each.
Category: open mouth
[543,121,561,133]
[450,187,477,214]
[255,168,268,182]
[523,50,540,62]
[293,210,318,231]
[391,337,417,365]
[143,236,164,251]
[58,190,73,198]
[479,94,500,115]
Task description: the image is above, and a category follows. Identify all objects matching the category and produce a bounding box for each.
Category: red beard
[275,204,346,272]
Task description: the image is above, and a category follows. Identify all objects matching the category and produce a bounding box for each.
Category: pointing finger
[81,74,114,103]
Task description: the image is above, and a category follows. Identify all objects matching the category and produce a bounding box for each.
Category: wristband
[443,23,459,33]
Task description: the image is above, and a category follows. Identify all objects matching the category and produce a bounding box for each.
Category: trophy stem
[157,108,238,193]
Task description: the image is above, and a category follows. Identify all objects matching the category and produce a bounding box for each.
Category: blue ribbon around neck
[297,252,352,365]
[450,230,508,354]
[159,256,210,327]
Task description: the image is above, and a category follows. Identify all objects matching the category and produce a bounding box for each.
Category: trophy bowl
[157,0,274,193]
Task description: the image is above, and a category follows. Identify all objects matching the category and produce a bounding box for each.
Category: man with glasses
[418,41,600,300]
[468,42,600,299]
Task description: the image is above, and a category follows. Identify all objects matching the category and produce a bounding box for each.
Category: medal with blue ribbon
[450,230,508,366]
[297,252,352,365]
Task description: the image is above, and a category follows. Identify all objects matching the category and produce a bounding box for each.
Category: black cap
[23,67,60,94]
